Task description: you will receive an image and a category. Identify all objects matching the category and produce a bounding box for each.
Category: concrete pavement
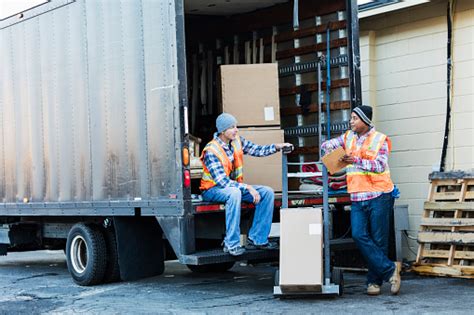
[0,250,472,314]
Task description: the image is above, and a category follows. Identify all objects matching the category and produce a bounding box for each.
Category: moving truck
[0,0,361,285]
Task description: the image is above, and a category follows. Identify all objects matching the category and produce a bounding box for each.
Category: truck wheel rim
[71,235,88,274]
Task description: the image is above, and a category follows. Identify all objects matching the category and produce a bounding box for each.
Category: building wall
[359,0,474,259]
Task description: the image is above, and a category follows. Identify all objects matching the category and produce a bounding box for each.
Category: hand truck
[273,146,343,297]
[273,37,343,297]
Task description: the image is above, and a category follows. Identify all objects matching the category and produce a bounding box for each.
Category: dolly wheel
[332,267,344,296]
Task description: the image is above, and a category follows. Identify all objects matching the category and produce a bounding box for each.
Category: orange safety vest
[199,137,244,191]
[343,130,394,194]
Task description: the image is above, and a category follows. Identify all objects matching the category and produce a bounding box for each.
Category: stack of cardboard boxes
[218,63,284,192]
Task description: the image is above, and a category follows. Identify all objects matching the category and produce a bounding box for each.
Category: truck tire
[102,226,121,283]
[66,223,107,286]
[186,261,235,273]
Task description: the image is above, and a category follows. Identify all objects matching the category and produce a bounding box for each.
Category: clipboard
[321,147,349,175]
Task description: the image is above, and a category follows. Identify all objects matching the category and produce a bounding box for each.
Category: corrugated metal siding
[0,0,182,203]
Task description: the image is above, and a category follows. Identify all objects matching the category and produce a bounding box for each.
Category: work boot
[389,262,402,295]
[223,244,245,256]
[367,284,381,296]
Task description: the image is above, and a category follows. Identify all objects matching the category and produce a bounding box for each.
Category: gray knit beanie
[216,113,237,133]
[352,105,373,126]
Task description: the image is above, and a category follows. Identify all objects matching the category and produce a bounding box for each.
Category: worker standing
[321,105,401,296]
[200,113,292,256]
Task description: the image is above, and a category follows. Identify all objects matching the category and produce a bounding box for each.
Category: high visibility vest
[343,130,394,194]
[199,137,244,191]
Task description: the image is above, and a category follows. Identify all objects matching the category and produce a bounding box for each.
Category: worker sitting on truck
[321,105,401,296]
[200,113,292,256]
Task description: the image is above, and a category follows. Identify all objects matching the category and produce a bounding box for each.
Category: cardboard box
[279,207,323,289]
[238,127,283,192]
[218,64,280,127]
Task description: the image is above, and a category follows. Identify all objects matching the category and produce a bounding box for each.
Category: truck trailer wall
[0,0,183,205]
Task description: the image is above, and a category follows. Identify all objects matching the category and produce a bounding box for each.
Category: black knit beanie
[352,105,373,126]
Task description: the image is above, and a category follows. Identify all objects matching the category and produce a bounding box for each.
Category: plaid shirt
[321,128,391,202]
[202,133,277,191]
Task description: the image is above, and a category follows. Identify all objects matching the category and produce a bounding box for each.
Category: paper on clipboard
[321,147,349,175]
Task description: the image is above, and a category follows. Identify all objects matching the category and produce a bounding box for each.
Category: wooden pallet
[412,172,474,278]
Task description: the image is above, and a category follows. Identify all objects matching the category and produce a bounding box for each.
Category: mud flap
[113,217,164,281]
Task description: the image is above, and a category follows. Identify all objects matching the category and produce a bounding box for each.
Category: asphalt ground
[0,250,473,314]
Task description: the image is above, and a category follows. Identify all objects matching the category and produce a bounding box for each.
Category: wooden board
[421,218,474,227]
[280,101,351,116]
[411,263,474,279]
[276,38,348,60]
[424,201,474,211]
[421,249,474,260]
[418,232,474,244]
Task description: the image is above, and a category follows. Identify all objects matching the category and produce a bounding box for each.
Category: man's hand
[339,154,355,164]
[275,143,294,152]
[247,185,261,204]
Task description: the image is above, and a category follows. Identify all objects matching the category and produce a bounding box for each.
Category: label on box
[309,223,322,235]
[264,106,275,121]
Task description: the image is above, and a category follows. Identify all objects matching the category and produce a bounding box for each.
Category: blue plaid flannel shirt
[202,133,277,192]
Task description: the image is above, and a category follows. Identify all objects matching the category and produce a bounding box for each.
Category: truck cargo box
[0,0,361,285]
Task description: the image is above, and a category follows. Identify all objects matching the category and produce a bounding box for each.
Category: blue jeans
[202,185,275,249]
[351,192,395,285]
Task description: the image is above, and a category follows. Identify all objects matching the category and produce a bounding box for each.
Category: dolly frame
[273,35,346,296]
[273,148,343,297]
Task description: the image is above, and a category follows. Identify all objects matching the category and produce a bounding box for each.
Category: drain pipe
[440,0,456,172]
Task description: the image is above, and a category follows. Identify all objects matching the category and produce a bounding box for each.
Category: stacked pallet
[412,171,474,278]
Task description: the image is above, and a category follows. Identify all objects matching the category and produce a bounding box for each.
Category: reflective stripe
[232,165,243,180]
[367,132,383,151]
[347,170,391,176]
[201,171,216,182]
[232,138,242,151]
[345,131,355,150]
[231,137,244,182]
[206,143,228,166]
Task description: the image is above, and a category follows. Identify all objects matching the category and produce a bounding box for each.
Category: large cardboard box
[218,64,280,127]
[279,207,323,289]
[238,127,283,192]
